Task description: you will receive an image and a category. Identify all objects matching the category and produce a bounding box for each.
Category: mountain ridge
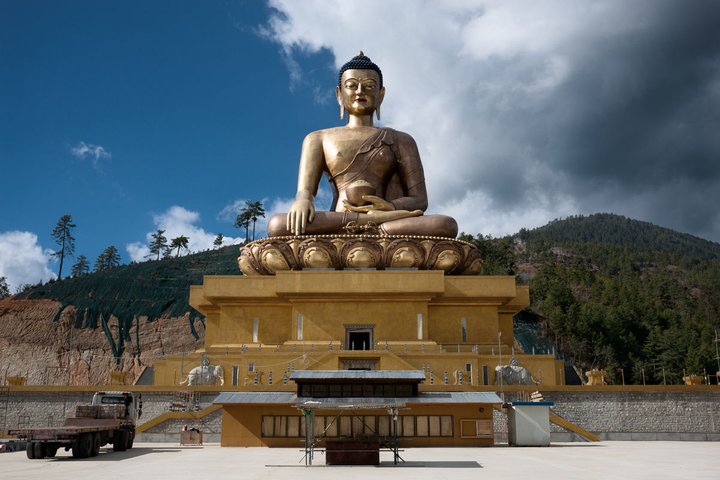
[518,213,720,260]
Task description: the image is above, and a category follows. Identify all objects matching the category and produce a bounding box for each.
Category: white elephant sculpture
[495,358,540,386]
[180,364,224,386]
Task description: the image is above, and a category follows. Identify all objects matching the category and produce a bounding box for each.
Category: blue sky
[0,1,337,288]
[2,0,720,291]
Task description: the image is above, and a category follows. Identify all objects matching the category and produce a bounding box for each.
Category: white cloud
[125,242,151,264]
[217,200,248,225]
[0,231,56,292]
[70,141,112,171]
[126,206,240,262]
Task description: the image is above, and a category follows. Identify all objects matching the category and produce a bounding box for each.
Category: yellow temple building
[151,269,563,447]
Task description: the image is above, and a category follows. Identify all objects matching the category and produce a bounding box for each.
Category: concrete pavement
[1,442,718,480]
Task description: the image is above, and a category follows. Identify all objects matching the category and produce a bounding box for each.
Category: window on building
[460,419,493,438]
[232,365,239,386]
[287,416,300,437]
[261,415,453,438]
[402,416,415,437]
[253,317,259,343]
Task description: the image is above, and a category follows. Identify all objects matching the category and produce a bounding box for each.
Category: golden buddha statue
[267,52,458,238]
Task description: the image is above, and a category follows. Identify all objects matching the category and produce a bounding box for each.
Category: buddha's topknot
[338,51,383,88]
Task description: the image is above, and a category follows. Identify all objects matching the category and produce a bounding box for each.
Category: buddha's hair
[338,51,383,88]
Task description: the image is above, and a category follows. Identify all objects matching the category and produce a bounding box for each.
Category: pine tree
[245,200,266,241]
[148,229,169,260]
[235,200,266,242]
[50,214,76,279]
[95,246,121,271]
[70,255,90,277]
[0,276,10,298]
[234,210,251,243]
[213,233,224,248]
[170,235,190,257]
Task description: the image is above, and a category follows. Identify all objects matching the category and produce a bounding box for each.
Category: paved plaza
[1,441,718,480]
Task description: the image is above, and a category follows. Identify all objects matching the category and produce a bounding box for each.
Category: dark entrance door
[348,331,371,350]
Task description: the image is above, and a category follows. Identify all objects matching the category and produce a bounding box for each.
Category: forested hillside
[13,245,239,362]
[464,213,720,384]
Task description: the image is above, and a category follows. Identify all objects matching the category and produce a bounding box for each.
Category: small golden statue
[241,53,481,275]
[267,52,457,238]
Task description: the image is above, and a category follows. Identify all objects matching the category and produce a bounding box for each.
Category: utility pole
[498,331,503,401]
[714,328,720,385]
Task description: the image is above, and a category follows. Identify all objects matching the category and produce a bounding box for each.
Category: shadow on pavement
[377,461,482,468]
[46,446,189,462]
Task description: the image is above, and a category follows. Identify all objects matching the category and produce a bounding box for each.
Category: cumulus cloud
[0,231,56,292]
[265,0,720,241]
[70,141,112,171]
[126,206,240,262]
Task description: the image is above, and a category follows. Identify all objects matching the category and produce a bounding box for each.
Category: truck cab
[91,391,143,423]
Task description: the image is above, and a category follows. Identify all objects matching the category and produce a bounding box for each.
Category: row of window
[298,383,415,398]
[261,415,453,438]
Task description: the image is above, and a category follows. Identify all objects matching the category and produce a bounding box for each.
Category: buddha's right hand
[287,197,315,235]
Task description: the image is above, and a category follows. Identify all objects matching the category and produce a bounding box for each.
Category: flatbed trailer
[8,391,141,459]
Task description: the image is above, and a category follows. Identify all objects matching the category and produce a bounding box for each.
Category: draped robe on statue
[329,128,429,213]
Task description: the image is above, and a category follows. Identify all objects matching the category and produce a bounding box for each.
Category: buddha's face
[337,69,385,117]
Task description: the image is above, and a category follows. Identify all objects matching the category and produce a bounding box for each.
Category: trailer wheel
[73,433,92,458]
[33,442,47,459]
[127,432,134,449]
[26,442,36,459]
[113,430,128,452]
[90,433,101,457]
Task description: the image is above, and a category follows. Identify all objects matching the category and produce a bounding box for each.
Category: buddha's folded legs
[378,215,458,238]
[266,212,457,238]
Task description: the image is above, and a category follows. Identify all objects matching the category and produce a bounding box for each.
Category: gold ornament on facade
[388,242,423,269]
[342,239,382,268]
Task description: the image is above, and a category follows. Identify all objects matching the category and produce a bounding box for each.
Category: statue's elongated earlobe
[336,85,344,120]
[375,105,381,121]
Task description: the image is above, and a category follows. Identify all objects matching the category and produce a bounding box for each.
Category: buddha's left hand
[343,195,394,213]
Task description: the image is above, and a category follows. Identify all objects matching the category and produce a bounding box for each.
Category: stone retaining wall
[4,388,719,443]
[493,389,720,442]
[1,390,220,443]
[138,410,223,443]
